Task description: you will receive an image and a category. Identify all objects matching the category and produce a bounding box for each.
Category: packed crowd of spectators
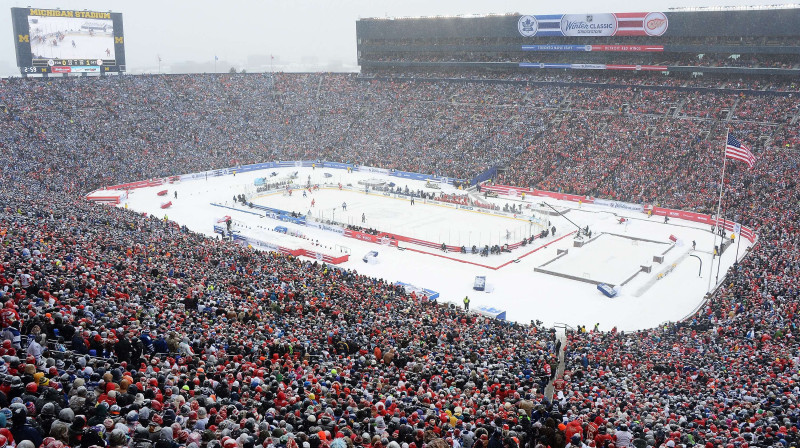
[0,180,560,448]
[434,194,498,212]
[360,71,799,93]
[0,71,799,448]
[362,52,800,70]
[358,34,796,49]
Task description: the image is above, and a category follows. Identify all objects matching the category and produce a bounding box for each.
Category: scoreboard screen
[11,7,126,74]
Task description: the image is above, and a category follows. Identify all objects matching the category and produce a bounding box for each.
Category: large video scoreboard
[11,7,126,75]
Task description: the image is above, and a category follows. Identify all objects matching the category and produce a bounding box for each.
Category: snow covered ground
[117,166,750,331]
[543,234,670,286]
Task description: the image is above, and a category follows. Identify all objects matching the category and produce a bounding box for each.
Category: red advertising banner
[533,189,594,204]
[647,206,756,243]
[106,179,165,191]
[343,229,399,247]
[86,195,121,205]
[605,64,669,71]
[589,45,663,52]
[295,249,349,265]
[481,184,533,197]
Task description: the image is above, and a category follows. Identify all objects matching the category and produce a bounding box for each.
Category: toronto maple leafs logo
[518,15,539,37]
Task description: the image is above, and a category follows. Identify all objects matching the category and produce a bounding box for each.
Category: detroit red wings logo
[647,18,666,30]
[643,12,668,36]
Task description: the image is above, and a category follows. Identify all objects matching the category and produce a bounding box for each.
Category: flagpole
[715,189,728,285]
[733,222,743,280]
[708,128,729,293]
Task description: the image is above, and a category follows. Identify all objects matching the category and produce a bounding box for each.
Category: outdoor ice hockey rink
[104,165,751,331]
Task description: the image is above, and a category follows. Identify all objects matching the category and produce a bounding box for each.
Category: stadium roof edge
[360,13,520,21]
[668,3,800,10]
[359,5,800,20]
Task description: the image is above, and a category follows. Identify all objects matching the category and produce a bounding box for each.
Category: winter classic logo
[643,12,668,36]
[518,15,539,37]
[560,13,617,36]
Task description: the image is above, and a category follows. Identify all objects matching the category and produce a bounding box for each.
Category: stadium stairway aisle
[544,327,567,401]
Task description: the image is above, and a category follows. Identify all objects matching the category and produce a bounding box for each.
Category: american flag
[725,134,756,169]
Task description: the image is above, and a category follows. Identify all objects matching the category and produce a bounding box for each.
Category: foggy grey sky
[1,0,793,76]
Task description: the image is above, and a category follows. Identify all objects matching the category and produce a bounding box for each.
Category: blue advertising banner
[395,281,440,301]
[324,162,354,170]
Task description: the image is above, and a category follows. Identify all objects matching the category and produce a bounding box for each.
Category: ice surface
[259,189,537,248]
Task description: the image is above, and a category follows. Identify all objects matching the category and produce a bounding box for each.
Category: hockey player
[303,190,307,198]
[361,213,366,223]
[311,199,315,207]
[342,202,347,211]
